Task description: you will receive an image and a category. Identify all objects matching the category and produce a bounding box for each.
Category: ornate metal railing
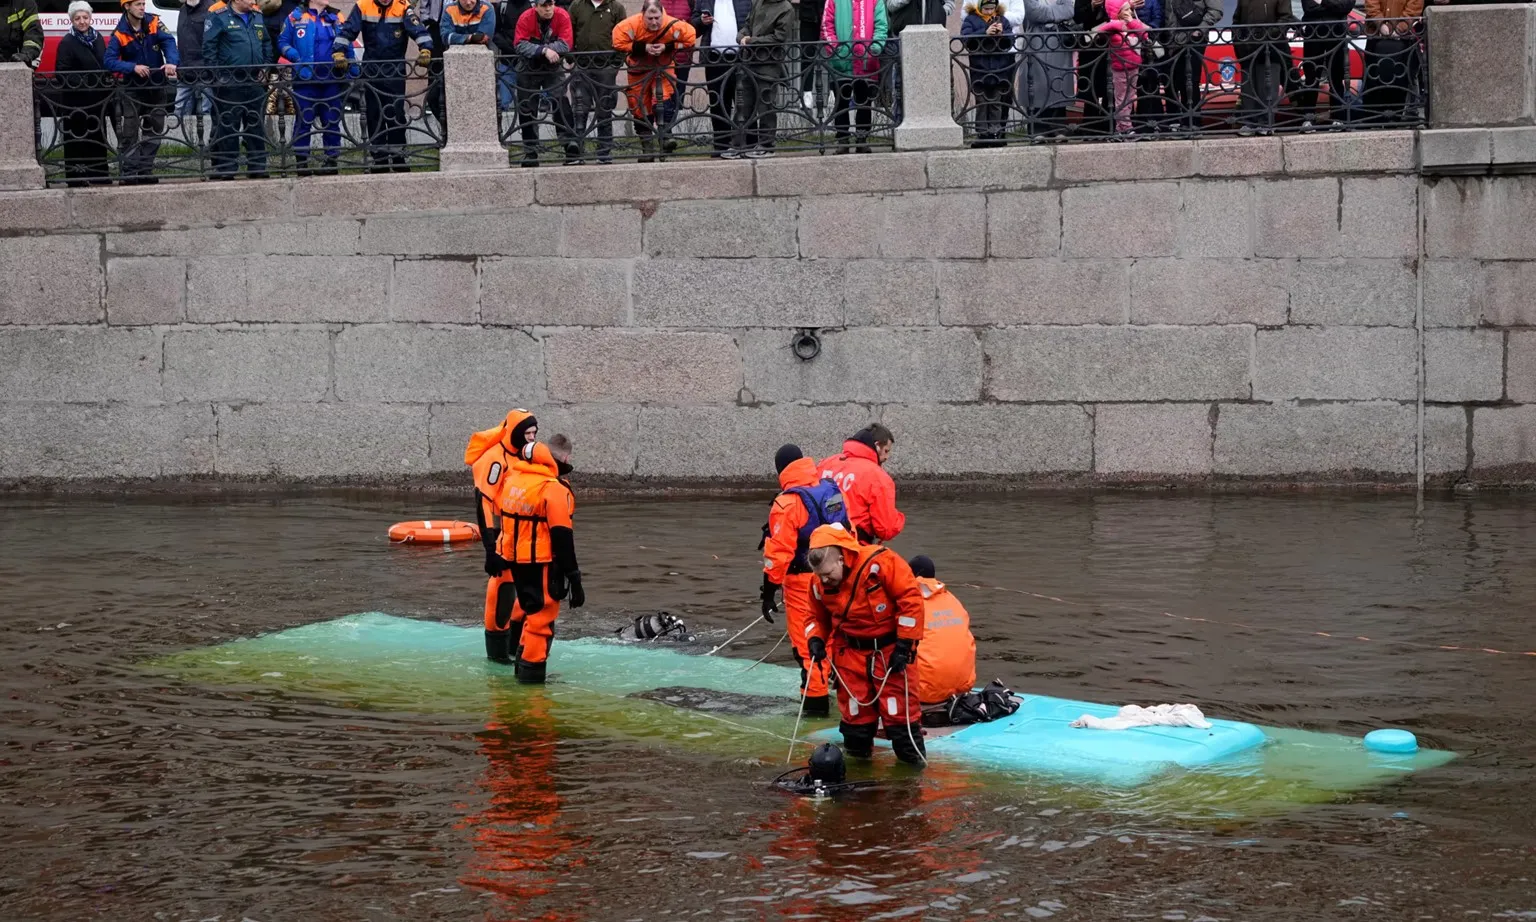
[495,40,901,165]
[33,61,444,186]
[951,19,1426,144]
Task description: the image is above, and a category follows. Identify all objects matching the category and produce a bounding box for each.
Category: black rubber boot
[889,722,927,767]
[801,695,830,719]
[484,630,514,665]
[840,721,876,759]
[515,657,547,685]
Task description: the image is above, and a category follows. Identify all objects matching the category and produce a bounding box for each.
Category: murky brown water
[2,493,1535,921]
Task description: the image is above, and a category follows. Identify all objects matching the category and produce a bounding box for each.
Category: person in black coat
[888,0,950,34]
[1296,0,1353,126]
[55,0,114,186]
[692,0,754,156]
[1072,0,1110,135]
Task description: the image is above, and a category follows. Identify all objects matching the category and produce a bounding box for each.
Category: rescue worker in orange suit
[908,555,978,711]
[466,409,539,665]
[760,444,850,719]
[494,436,585,684]
[818,423,905,544]
[802,523,927,766]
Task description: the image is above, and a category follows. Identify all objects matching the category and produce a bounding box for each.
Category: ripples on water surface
[1,493,1534,920]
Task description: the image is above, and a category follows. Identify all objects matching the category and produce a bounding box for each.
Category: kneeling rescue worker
[491,434,585,683]
[803,523,928,767]
[466,409,539,660]
[761,444,850,719]
[907,555,977,712]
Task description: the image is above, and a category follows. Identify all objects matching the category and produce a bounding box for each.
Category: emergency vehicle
[35,0,183,74]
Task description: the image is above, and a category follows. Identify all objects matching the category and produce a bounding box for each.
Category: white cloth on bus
[1069,703,1212,731]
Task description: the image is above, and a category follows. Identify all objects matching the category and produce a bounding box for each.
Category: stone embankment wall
[1,133,1533,488]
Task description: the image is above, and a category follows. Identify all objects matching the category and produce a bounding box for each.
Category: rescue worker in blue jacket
[280,0,354,174]
[203,0,273,179]
[332,0,433,172]
[104,0,179,183]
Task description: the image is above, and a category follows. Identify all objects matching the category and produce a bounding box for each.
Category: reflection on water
[1,493,1534,920]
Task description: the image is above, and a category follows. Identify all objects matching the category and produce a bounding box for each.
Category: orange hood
[464,409,534,466]
[808,523,861,555]
[917,576,947,599]
[777,457,821,491]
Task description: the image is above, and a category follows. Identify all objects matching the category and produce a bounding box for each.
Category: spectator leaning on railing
[205,0,272,178]
[569,0,628,164]
[736,0,794,158]
[105,0,179,184]
[513,0,578,166]
[332,0,433,172]
[612,0,697,161]
[443,0,497,48]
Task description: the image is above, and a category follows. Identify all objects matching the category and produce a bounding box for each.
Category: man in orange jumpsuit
[761,444,850,719]
[803,523,928,766]
[908,555,977,710]
[819,424,905,544]
[494,438,585,683]
[466,409,539,664]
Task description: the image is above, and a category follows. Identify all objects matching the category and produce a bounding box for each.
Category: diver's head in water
[616,611,693,642]
[808,743,845,785]
[774,743,878,797]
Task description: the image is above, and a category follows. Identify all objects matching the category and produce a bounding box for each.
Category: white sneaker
[803,90,814,109]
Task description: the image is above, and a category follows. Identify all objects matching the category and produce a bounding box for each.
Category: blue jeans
[176,83,212,117]
[496,60,517,112]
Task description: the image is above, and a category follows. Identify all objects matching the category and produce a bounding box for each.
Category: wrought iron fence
[951,19,1425,144]
[495,40,901,165]
[33,61,444,186]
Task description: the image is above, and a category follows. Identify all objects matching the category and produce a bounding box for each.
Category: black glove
[807,637,826,664]
[759,575,779,623]
[483,547,510,577]
[567,570,585,609]
[887,638,916,675]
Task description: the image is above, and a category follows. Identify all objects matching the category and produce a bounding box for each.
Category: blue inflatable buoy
[1364,729,1419,754]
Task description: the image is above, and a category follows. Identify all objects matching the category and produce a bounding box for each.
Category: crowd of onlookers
[9,0,1440,185]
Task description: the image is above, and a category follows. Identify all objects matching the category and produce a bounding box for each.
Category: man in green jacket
[203,0,274,178]
[736,0,793,157]
[569,0,626,164]
[0,0,42,67]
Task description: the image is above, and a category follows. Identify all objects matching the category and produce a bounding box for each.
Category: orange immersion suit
[762,457,841,707]
[804,525,927,765]
[492,442,582,684]
[468,409,538,657]
[914,577,977,706]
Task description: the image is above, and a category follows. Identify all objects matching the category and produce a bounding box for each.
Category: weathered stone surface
[894,25,963,150]
[107,226,257,256]
[1282,131,1418,175]
[334,326,544,403]
[425,402,639,475]
[545,331,742,403]
[1286,258,1418,326]
[1419,128,1492,172]
[799,195,884,258]
[216,402,431,477]
[391,258,479,323]
[1253,177,1338,257]
[0,234,102,324]
[1340,176,1418,258]
[1425,405,1470,475]
[754,153,929,197]
[1178,180,1254,258]
[844,261,939,326]
[1505,331,1536,403]
[438,46,508,172]
[294,171,536,216]
[562,205,642,257]
[257,219,363,256]
[1254,327,1417,401]
[537,160,755,205]
[1490,126,1536,167]
[1424,329,1504,403]
[940,259,1126,326]
[80,180,294,229]
[1129,259,1287,325]
[644,199,799,258]
[163,329,331,402]
[1425,176,1536,259]
[1095,403,1214,475]
[634,404,873,479]
[106,256,186,325]
[1473,405,1536,471]
[1063,182,1180,258]
[481,257,629,327]
[0,329,160,402]
[362,210,562,257]
[187,256,393,323]
[0,403,214,479]
[633,259,843,327]
[1426,4,1536,129]
[1216,402,1417,475]
[880,192,986,258]
[926,147,1052,191]
[742,328,981,403]
[0,191,72,233]
[883,404,1092,474]
[1197,137,1281,176]
[987,190,1060,258]
[1054,141,1196,183]
[985,326,1250,401]
[1423,259,1536,327]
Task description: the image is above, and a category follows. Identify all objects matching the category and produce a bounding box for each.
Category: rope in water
[743,630,786,672]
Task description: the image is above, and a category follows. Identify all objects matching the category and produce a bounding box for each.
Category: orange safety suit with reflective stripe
[914,577,977,705]
[467,409,535,635]
[610,12,696,118]
[763,456,831,700]
[491,442,577,666]
[819,439,905,544]
[806,526,925,728]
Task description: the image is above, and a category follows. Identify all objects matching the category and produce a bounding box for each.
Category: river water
[2,493,1534,921]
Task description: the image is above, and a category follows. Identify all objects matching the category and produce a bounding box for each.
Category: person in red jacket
[803,523,927,767]
[818,423,904,544]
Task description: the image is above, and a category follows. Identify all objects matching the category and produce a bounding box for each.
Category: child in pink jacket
[1093,0,1148,135]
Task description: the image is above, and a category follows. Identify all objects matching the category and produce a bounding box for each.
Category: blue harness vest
[787,481,851,573]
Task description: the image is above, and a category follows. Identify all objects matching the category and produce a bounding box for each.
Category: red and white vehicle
[35,0,182,74]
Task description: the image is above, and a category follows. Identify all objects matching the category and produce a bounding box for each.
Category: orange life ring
[388,520,480,544]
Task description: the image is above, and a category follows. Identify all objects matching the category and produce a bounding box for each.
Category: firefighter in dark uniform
[0,0,42,68]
